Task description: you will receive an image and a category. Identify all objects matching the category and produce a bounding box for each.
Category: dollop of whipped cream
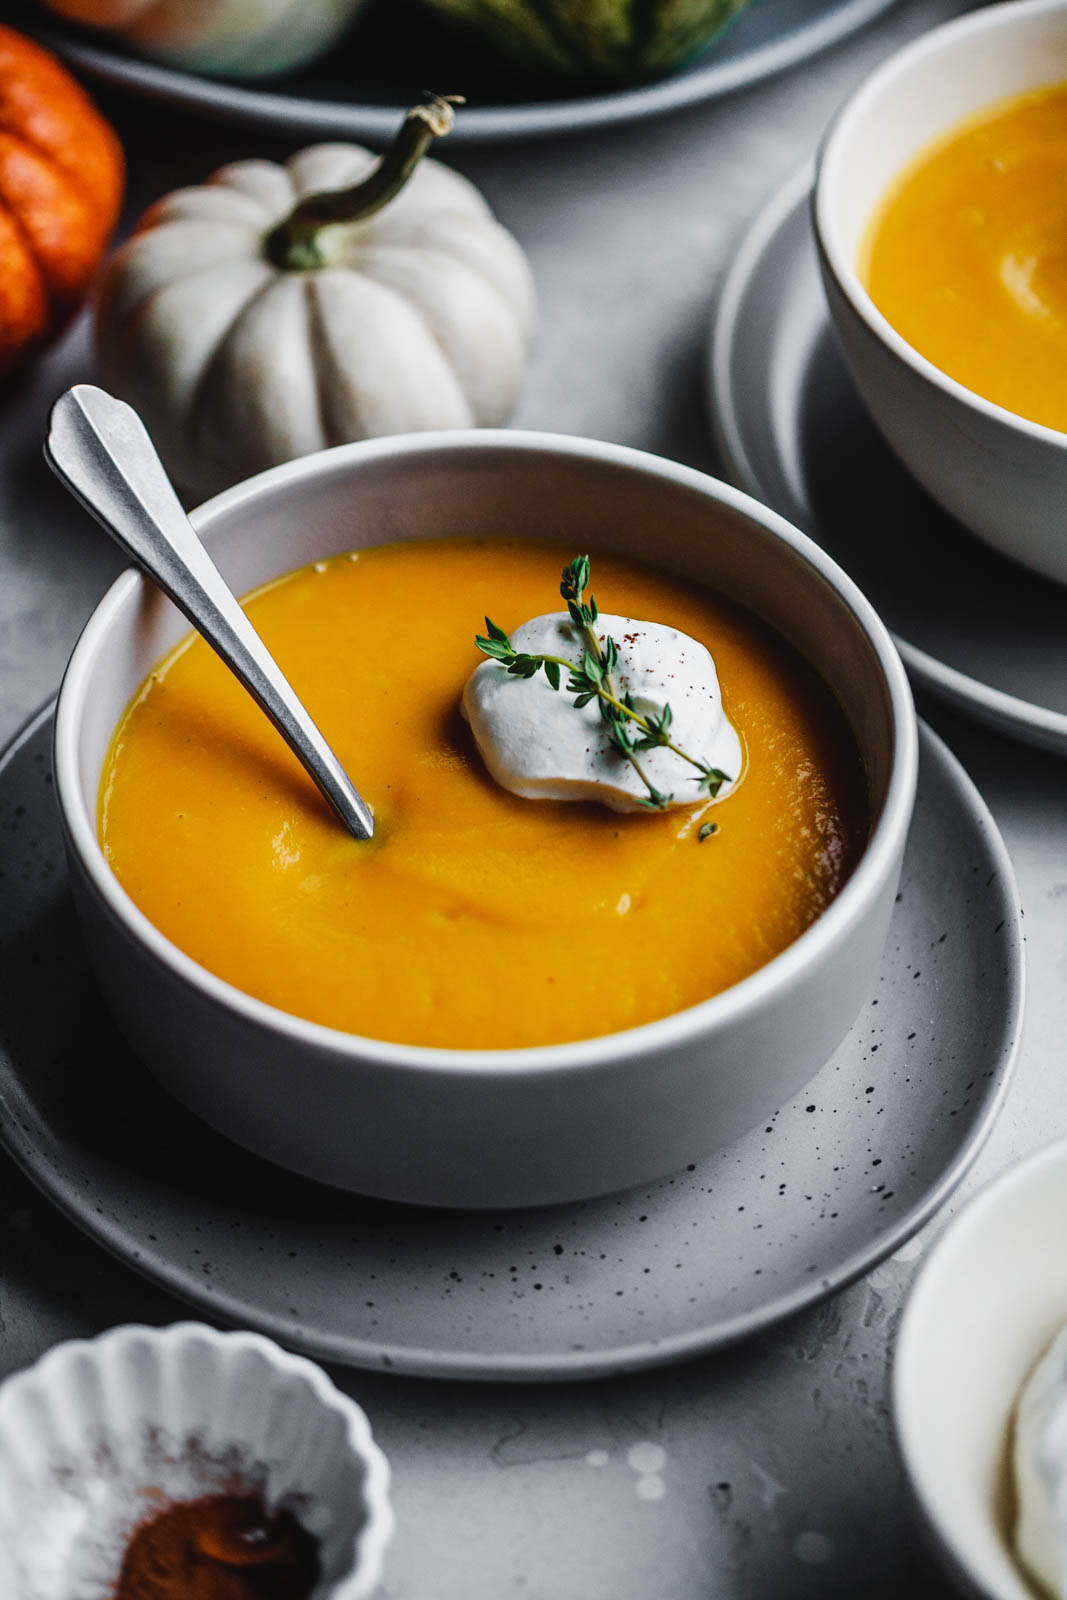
[1015,1324,1067,1599]
[462,612,742,814]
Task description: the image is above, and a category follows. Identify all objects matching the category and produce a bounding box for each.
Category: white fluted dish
[0,1321,393,1600]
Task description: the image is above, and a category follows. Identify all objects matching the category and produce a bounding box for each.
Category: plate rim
[37,0,902,144]
[0,703,1023,1381]
[707,161,1067,754]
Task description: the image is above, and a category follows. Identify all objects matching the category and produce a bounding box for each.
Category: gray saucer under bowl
[0,704,1021,1380]
[709,163,1067,756]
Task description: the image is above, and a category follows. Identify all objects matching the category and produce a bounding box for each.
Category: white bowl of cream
[894,1139,1067,1599]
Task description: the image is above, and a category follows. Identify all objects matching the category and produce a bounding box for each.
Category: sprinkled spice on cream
[464,555,742,815]
[464,610,742,813]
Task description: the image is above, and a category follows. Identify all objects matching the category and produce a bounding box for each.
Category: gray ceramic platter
[0,705,1021,1382]
[20,0,901,144]
[709,165,1067,755]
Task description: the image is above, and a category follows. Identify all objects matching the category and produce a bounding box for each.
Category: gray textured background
[2,2,1065,1594]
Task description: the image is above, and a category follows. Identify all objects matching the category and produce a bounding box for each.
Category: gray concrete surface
[3,2,1064,1594]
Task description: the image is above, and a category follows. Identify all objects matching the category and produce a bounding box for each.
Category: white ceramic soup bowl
[815,0,1067,586]
[894,1140,1067,1600]
[54,430,917,1209]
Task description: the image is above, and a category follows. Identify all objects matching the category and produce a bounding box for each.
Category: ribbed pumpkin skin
[415,0,754,83]
[0,27,123,379]
[94,143,535,500]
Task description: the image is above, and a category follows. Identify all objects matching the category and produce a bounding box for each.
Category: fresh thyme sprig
[474,555,732,812]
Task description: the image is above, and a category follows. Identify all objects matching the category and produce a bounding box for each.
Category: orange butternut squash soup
[863,82,1067,432]
[99,540,867,1050]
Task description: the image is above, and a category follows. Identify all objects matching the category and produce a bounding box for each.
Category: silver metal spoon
[46,385,374,841]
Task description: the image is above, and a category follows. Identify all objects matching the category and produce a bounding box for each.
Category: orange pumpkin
[0,27,124,379]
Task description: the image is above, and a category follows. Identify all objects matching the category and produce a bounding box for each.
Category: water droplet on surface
[627,1442,667,1475]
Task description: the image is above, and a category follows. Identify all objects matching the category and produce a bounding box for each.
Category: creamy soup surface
[863,82,1067,432]
[100,540,868,1049]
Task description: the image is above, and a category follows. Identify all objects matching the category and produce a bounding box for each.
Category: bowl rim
[54,427,918,1073]
[0,1319,394,1600]
[709,157,1067,752]
[814,0,1067,453]
[892,1138,1067,1600]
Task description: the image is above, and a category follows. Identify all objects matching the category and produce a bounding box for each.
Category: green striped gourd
[416,0,754,85]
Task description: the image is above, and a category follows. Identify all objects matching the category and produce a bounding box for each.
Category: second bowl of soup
[55,432,916,1208]
[815,0,1067,585]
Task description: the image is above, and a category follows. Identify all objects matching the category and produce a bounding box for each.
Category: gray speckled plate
[0,705,1021,1381]
[19,0,901,144]
[709,164,1067,756]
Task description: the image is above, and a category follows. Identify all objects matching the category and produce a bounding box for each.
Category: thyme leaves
[475,556,732,814]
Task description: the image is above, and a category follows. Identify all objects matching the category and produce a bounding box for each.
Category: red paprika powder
[114,1492,320,1600]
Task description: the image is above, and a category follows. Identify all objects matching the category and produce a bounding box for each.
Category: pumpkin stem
[265,94,462,271]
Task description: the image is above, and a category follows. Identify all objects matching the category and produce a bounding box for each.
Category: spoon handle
[46,386,374,841]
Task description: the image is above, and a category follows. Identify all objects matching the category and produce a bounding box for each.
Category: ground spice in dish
[113,1492,320,1600]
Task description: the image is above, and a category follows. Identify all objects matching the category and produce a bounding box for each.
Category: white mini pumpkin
[96,102,536,500]
[40,0,368,78]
